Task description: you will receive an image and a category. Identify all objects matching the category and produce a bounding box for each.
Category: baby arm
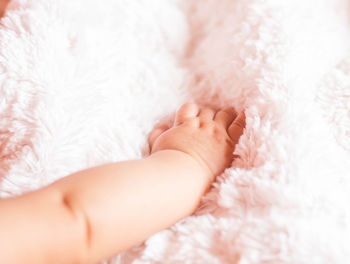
[0,103,245,264]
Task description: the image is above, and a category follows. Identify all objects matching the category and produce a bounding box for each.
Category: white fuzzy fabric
[1,0,350,263]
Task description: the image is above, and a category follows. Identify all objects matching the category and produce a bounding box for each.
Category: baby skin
[0,103,246,264]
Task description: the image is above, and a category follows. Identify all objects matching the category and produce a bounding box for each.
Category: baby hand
[148,103,246,180]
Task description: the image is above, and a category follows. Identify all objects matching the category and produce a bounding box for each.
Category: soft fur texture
[1,0,350,263]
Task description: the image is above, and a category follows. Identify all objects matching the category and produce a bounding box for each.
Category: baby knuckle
[183,117,199,127]
[199,120,214,128]
[212,128,225,141]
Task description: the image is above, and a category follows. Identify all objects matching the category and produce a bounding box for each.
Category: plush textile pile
[1,0,350,263]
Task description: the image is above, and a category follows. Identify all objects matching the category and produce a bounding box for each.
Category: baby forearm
[52,149,212,263]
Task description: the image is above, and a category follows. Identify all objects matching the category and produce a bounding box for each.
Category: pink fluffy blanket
[1,0,350,263]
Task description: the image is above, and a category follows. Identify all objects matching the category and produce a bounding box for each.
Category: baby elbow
[61,193,93,264]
